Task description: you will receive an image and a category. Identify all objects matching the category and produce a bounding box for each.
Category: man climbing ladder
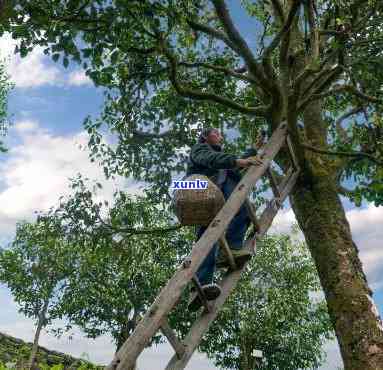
[186,127,263,311]
[106,122,300,370]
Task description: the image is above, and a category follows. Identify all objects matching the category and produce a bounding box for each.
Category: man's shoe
[188,283,222,312]
[216,248,252,269]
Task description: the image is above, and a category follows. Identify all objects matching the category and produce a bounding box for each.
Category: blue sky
[0,3,382,369]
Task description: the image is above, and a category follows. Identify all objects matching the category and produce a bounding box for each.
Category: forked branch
[301,84,382,110]
[161,43,268,116]
[178,61,257,84]
[211,0,272,92]
[186,19,237,51]
[302,143,383,166]
[263,0,302,61]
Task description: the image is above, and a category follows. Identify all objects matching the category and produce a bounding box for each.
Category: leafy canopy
[2,0,382,204]
[42,176,193,347]
[0,215,74,326]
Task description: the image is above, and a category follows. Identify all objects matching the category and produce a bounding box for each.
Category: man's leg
[216,177,252,268]
[225,201,251,250]
[195,226,218,285]
[188,226,221,311]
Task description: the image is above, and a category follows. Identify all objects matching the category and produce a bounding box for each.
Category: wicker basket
[173,174,225,226]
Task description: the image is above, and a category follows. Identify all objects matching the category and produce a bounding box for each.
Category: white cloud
[271,203,383,283]
[0,33,92,89]
[346,205,383,285]
[0,120,140,236]
[270,207,296,235]
[67,70,92,87]
[0,34,62,88]
[319,340,343,370]
[13,119,38,133]
[346,205,383,242]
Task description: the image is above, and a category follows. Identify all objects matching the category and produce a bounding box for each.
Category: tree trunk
[290,174,383,370]
[28,299,49,370]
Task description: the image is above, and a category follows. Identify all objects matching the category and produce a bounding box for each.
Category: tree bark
[28,298,49,370]
[290,174,383,370]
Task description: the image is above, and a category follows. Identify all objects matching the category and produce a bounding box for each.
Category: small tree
[48,177,192,354]
[0,216,74,369]
[199,232,334,370]
[0,59,13,153]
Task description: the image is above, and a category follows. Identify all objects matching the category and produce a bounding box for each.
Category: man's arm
[191,144,238,169]
[240,148,258,159]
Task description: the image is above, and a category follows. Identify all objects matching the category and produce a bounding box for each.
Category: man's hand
[236,157,263,168]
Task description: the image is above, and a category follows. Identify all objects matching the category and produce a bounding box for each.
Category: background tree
[0,216,75,369]
[47,178,334,370]
[200,232,333,370]
[2,1,383,368]
[0,59,13,153]
[45,177,192,354]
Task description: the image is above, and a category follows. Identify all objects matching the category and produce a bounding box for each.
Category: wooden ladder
[106,122,300,370]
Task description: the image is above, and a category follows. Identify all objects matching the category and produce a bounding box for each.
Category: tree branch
[161,43,268,116]
[186,19,238,51]
[269,0,285,23]
[127,47,157,55]
[302,143,383,166]
[302,84,382,109]
[337,184,359,197]
[211,0,272,92]
[132,129,172,139]
[178,61,257,84]
[335,106,364,143]
[263,0,302,61]
[297,67,344,112]
[262,0,302,82]
[115,224,183,237]
[295,47,340,96]
[95,206,183,236]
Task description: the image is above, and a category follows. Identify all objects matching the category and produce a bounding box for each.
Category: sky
[0,3,382,370]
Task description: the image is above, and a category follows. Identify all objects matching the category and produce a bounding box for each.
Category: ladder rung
[245,198,260,232]
[284,166,294,182]
[218,237,237,270]
[266,168,281,198]
[279,166,294,194]
[286,135,299,170]
[160,319,186,359]
[191,276,212,313]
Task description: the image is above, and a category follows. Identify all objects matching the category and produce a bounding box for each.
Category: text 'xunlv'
[171,179,209,190]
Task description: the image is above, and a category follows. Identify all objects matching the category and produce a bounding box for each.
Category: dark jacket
[186,143,257,185]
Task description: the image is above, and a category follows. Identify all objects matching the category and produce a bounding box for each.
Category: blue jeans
[195,176,251,285]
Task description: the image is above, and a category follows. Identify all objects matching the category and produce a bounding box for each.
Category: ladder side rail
[191,276,212,313]
[160,319,186,359]
[245,198,261,232]
[218,237,237,270]
[286,135,300,170]
[266,168,282,199]
[165,168,300,370]
[106,122,288,370]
